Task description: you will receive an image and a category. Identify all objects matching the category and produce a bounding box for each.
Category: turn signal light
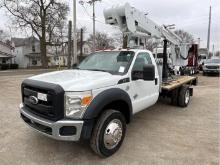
[81,96,92,106]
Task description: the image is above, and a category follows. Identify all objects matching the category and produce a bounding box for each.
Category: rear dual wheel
[171,85,190,107]
[178,85,190,107]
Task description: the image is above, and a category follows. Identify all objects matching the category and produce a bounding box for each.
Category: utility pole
[67,21,72,69]
[122,34,128,49]
[92,1,95,52]
[212,44,215,57]
[162,39,168,82]
[207,6,212,59]
[197,38,201,49]
[80,28,83,57]
[73,0,77,65]
[86,0,101,52]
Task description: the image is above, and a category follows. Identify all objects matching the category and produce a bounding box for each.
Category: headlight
[65,91,92,119]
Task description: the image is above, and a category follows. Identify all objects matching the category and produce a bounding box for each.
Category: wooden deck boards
[162,76,196,91]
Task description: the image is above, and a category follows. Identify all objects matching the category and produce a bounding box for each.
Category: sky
[0,0,219,51]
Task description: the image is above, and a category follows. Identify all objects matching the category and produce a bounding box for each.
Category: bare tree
[0,29,10,41]
[215,51,220,57]
[174,29,194,43]
[111,32,124,48]
[0,4,3,8]
[2,0,69,68]
[87,31,115,50]
[145,38,159,51]
[0,1,3,8]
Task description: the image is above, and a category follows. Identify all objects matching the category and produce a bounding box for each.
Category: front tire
[90,110,126,157]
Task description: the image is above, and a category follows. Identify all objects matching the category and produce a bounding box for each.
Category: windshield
[205,58,220,64]
[77,51,135,75]
[200,55,207,59]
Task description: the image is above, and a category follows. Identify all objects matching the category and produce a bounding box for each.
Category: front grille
[206,65,219,69]
[21,79,64,121]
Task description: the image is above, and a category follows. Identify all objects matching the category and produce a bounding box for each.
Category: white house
[56,41,92,66]
[12,37,92,68]
[0,40,15,64]
[79,41,91,55]
[12,37,58,68]
[12,37,41,68]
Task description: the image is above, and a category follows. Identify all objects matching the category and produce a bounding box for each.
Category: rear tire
[90,109,126,157]
[171,89,179,106]
[178,85,190,107]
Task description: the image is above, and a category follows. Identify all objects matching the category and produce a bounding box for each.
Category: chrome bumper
[19,104,84,141]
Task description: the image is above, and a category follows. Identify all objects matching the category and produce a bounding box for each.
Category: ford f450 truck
[20,50,197,157]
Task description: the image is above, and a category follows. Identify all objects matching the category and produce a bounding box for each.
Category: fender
[83,88,133,122]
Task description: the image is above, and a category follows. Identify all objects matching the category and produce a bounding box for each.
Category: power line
[79,0,101,52]
[79,3,106,25]
[80,3,93,17]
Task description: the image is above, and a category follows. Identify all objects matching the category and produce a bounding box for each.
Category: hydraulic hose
[175,47,189,60]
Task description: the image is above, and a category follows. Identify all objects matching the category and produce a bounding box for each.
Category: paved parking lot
[0,70,219,165]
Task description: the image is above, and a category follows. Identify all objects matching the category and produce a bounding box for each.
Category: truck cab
[20,49,160,157]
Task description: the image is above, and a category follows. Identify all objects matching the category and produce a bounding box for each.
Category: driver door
[130,52,159,114]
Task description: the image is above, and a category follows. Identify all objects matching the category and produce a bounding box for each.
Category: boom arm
[104,3,183,47]
[104,3,190,81]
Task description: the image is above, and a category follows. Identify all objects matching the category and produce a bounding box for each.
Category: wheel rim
[103,119,123,150]
[185,90,190,104]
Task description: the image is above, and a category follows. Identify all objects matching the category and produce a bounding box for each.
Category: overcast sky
[0,0,219,51]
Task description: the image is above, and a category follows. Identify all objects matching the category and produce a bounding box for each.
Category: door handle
[155,78,158,85]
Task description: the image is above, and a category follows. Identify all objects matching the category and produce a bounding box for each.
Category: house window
[32,45,36,52]
[2,58,6,64]
[32,60,37,65]
[84,48,89,54]
[54,56,57,61]
[63,58,65,65]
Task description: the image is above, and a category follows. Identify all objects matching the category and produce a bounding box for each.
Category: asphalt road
[0,70,219,165]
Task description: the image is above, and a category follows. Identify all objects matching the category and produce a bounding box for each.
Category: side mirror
[143,64,155,81]
[132,64,155,81]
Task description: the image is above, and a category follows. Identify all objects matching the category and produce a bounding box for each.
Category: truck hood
[28,70,121,91]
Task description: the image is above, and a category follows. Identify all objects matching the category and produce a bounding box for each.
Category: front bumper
[203,69,220,73]
[19,104,84,141]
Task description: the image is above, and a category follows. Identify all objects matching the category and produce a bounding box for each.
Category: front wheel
[90,110,126,157]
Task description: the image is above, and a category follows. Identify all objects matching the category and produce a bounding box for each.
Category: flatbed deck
[161,76,197,91]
